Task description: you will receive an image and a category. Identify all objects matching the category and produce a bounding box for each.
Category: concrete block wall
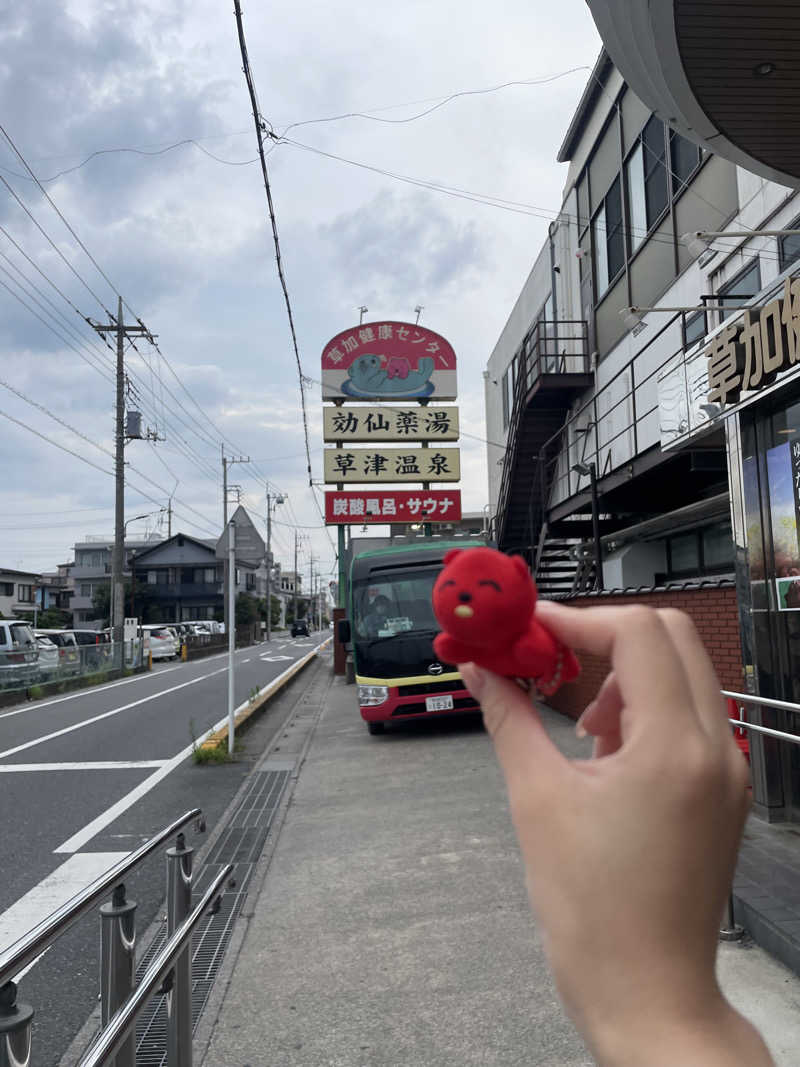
[546,585,743,720]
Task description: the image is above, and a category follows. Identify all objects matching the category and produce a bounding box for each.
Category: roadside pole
[227,519,236,756]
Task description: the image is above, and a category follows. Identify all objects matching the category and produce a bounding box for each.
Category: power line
[0,124,125,312]
[233,0,313,487]
[277,66,592,137]
[0,406,113,477]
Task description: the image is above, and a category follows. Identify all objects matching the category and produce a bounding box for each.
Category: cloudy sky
[0,0,601,587]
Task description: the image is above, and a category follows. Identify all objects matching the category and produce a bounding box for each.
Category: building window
[625,142,646,253]
[665,521,734,578]
[717,259,761,321]
[17,585,33,603]
[593,178,624,300]
[80,583,92,598]
[503,362,516,428]
[779,217,800,272]
[246,572,256,591]
[669,130,702,191]
[0,583,13,597]
[683,310,707,348]
[642,115,668,228]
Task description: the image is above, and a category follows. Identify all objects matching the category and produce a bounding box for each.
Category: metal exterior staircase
[495,320,592,565]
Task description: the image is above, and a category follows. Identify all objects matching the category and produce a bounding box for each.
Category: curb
[199,638,332,750]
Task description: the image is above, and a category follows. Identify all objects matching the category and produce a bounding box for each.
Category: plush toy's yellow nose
[454,605,474,618]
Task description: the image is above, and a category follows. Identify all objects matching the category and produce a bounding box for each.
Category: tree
[93,579,159,625]
[235,592,259,626]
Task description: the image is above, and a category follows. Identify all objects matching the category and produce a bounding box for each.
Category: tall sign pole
[227,519,236,755]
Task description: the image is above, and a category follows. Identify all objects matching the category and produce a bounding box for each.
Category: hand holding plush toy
[432,547,579,695]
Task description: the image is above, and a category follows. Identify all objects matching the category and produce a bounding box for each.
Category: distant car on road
[0,620,39,688]
[67,628,112,670]
[141,625,179,661]
[291,620,310,638]
[34,634,60,679]
[35,629,80,676]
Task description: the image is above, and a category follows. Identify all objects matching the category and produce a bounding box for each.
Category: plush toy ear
[510,555,530,579]
[443,548,462,565]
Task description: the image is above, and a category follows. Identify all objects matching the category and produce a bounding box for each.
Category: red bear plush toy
[432,546,579,696]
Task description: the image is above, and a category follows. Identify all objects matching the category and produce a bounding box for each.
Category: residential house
[0,568,40,618]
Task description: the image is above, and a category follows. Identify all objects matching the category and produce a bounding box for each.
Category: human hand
[459,603,772,1067]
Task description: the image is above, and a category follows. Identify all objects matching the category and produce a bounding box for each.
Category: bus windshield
[352,568,439,642]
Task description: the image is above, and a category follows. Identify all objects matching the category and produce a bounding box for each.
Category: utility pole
[91,297,152,648]
[221,448,250,637]
[167,497,172,538]
[265,489,283,641]
[293,529,299,627]
[309,555,315,631]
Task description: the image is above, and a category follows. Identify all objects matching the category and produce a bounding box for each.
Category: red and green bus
[342,541,484,735]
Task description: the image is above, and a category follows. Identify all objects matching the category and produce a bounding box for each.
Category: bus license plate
[426,694,454,712]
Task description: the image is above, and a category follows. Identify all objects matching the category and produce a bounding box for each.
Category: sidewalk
[199,675,800,1066]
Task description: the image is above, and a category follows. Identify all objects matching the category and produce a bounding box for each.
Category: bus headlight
[358,684,389,706]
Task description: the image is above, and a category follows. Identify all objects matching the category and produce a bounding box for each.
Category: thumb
[460,663,568,796]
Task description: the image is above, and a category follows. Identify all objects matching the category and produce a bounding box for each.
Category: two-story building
[0,568,40,618]
[486,47,800,830]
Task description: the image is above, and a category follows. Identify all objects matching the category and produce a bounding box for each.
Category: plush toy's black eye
[479,580,501,592]
[441,579,456,588]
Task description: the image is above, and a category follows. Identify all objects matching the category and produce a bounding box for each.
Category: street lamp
[571,461,604,591]
[681,229,800,259]
[620,304,754,332]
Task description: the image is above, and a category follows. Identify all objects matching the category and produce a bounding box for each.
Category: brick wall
[546,585,744,720]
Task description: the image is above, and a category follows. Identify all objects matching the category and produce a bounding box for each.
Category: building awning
[586,0,800,186]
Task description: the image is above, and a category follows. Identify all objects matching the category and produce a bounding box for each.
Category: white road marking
[241,658,251,663]
[259,655,292,662]
[0,667,229,762]
[54,652,319,854]
[0,663,186,721]
[0,643,254,723]
[0,853,129,976]
[0,761,166,773]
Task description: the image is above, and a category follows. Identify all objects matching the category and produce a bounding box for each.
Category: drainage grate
[131,769,291,1066]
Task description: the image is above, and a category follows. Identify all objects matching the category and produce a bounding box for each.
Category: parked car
[67,628,112,670]
[34,634,60,679]
[36,630,81,676]
[291,620,310,638]
[0,620,39,688]
[142,625,179,661]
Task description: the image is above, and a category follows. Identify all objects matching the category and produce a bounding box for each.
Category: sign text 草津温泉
[324,489,462,524]
[322,405,459,442]
[706,277,800,405]
[323,447,460,484]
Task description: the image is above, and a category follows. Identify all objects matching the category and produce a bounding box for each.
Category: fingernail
[575,722,587,738]
[575,700,595,738]
[460,662,487,699]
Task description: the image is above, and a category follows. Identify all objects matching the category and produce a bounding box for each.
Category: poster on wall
[321,321,457,400]
[766,439,800,580]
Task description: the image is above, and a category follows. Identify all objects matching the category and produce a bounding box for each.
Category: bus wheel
[367,722,385,735]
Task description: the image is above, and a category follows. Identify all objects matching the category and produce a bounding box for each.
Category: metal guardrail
[78,864,233,1067]
[720,691,800,940]
[724,690,800,746]
[0,808,213,1067]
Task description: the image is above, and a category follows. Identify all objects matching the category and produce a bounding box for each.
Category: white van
[141,625,179,661]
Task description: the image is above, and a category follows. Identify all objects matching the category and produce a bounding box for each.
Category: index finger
[535,601,698,739]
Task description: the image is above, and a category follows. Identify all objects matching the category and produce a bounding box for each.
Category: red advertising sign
[325,489,462,524]
[321,321,457,400]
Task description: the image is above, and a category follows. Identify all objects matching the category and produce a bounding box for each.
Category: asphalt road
[0,630,330,1065]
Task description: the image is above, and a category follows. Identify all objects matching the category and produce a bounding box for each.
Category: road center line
[0,761,167,772]
[54,652,318,854]
[0,667,229,762]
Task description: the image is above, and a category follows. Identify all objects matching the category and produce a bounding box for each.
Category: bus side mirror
[337,619,351,644]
